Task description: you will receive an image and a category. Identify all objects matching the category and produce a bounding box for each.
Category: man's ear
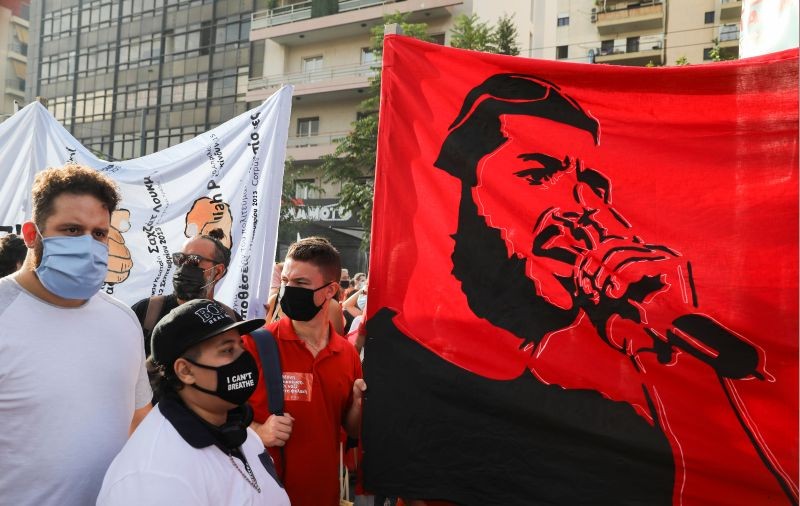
[21,221,38,248]
[174,358,196,385]
[326,281,338,300]
[216,264,227,282]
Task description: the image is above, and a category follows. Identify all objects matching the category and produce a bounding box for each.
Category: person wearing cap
[97,299,289,505]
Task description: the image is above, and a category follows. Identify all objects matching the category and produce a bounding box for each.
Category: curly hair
[31,165,120,231]
[0,234,27,277]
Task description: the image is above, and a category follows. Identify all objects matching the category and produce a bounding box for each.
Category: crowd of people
[0,164,395,506]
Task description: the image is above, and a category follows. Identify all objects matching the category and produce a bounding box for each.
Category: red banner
[364,36,798,505]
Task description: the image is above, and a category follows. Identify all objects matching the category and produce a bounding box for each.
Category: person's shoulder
[130,296,149,312]
[0,276,22,302]
[94,292,144,329]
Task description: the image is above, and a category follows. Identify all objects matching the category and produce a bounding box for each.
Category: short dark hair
[286,236,341,283]
[31,165,120,231]
[201,227,232,273]
[149,345,203,401]
[0,234,26,277]
[434,74,599,186]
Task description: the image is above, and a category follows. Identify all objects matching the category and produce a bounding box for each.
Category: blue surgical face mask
[35,229,109,300]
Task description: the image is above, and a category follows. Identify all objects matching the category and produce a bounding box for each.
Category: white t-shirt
[0,277,151,505]
[97,403,290,506]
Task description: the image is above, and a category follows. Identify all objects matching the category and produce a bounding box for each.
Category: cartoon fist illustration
[105,209,133,284]
[185,197,233,248]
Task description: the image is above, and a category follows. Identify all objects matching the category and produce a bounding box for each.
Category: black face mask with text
[279,283,332,322]
[185,350,260,406]
[173,264,215,300]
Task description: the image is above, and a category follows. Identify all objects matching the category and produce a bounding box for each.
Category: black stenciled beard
[450,183,580,350]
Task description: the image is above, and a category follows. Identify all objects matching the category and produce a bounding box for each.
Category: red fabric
[243,318,362,506]
[370,36,798,505]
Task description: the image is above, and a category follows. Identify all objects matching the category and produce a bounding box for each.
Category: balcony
[596,2,664,35]
[717,25,740,58]
[248,61,378,102]
[594,40,663,66]
[8,41,28,57]
[253,0,402,29]
[721,0,743,22]
[251,0,463,46]
[287,131,349,160]
[5,78,26,97]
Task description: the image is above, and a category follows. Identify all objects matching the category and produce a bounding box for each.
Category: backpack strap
[249,328,284,416]
[143,295,166,339]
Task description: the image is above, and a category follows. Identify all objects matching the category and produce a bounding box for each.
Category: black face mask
[216,404,254,449]
[186,350,260,406]
[340,280,350,289]
[279,283,332,322]
[173,264,215,300]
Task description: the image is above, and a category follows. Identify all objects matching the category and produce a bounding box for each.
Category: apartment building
[246,0,741,269]
[0,0,28,121]
[26,0,259,160]
[541,0,741,65]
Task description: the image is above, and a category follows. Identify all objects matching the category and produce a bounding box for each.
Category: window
[626,36,640,53]
[557,15,569,27]
[297,117,319,137]
[704,11,714,24]
[703,48,714,60]
[360,48,376,65]
[428,33,445,45]
[556,45,568,59]
[302,55,323,72]
[294,179,319,199]
[720,24,739,41]
[250,41,265,78]
[600,39,614,55]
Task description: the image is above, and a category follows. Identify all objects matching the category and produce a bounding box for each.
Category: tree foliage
[494,14,520,56]
[450,13,495,52]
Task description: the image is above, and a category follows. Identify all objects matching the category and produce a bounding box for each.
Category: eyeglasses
[171,252,218,267]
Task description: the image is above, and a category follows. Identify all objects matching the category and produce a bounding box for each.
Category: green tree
[317,13,429,247]
[450,13,495,52]
[493,14,520,56]
[674,55,689,66]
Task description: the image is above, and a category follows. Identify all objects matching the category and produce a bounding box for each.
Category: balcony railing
[593,38,663,65]
[252,0,404,29]
[5,78,25,91]
[720,28,740,42]
[249,61,379,90]
[8,41,27,56]
[288,131,349,148]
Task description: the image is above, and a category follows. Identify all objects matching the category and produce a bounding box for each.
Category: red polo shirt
[243,317,362,506]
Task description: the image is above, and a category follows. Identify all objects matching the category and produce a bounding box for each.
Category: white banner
[740,0,799,58]
[0,86,293,319]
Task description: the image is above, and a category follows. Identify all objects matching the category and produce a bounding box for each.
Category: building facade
[0,0,28,121]
[246,0,742,271]
[26,0,263,160]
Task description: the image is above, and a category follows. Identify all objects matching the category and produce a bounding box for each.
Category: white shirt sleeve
[97,472,201,506]
[133,346,153,409]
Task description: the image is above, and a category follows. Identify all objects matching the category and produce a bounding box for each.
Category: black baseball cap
[151,299,265,368]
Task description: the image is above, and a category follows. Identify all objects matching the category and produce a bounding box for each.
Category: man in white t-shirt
[0,165,152,505]
[97,299,289,505]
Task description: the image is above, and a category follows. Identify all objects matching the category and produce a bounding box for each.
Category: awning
[14,24,28,45]
[11,60,26,80]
